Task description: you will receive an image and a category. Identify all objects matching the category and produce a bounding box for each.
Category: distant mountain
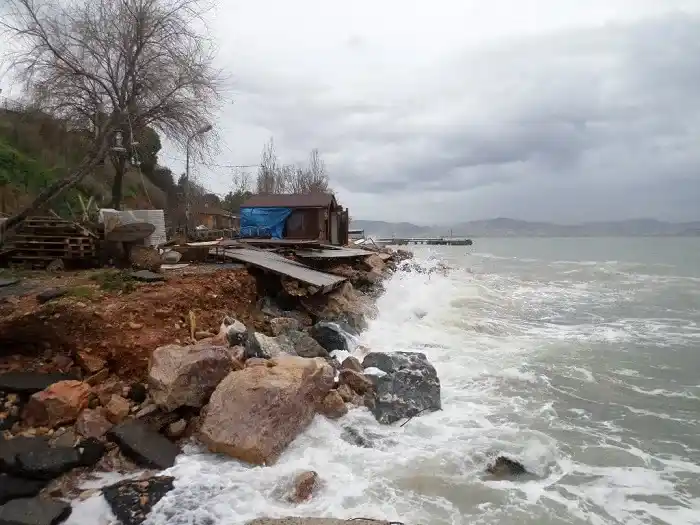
[350,218,700,238]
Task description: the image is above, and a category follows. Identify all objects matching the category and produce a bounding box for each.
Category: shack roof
[241,193,336,209]
[192,205,237,217]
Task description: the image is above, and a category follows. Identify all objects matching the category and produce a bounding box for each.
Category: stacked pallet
[9,216,97,268]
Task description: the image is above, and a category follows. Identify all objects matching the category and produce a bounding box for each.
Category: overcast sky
[3,1,700,224]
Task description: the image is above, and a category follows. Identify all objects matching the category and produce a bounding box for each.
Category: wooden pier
[377,237,473,246]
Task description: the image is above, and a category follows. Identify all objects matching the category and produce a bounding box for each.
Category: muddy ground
[0,265,269,379]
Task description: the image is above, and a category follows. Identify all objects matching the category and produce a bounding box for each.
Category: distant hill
[351,218,700,238]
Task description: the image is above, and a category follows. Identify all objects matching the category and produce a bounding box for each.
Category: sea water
[69,237,700,525]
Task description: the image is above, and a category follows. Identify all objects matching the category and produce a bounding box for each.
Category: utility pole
[184,124,213,240]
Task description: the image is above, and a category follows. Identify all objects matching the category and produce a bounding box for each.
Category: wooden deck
[219,248,346,292]
[295,247,375,259]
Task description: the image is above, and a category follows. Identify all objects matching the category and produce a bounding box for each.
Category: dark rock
[12,446,82,480]
[244,331,293,360]
[0,415,19,433]
[286,331,329,359]
[127,383,147,404]
[102,476,174,525]
[0,497,71,525]
[340,426,373,448]
[0,279,19,289]
[0,475,46,504]
[0,436,50,473]
[36,288,67,304]
[130,270,164,283]
[75,438,105,467]
[107,420,179,469]
[309,322,349,352]
[340,356,363,373]
[0,373,77,395]
[361,351,441,425]
[486,456,528,479]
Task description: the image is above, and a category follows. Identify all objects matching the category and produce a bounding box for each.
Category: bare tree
[306,148,329,193]
[256,138,279,194]
[1,0,223,211]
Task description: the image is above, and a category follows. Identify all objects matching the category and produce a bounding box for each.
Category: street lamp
[184,123,213,240]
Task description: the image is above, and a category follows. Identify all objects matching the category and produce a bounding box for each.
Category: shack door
[330,211,339,245]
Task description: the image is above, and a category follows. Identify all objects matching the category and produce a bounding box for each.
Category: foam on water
[69,246,700,525]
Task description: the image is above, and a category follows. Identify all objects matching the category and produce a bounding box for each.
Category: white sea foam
[66,246,700,525]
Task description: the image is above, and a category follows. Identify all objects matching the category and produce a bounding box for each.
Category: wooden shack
[240,193,349,245]
[192,204,239,230]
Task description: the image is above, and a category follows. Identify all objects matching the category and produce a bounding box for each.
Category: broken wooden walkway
[218,248,346,293]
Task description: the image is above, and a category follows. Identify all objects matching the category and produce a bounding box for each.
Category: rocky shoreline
[0,247,447,524]
[0,248,530,525]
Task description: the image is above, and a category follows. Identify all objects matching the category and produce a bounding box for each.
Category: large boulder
[102,476,174,525]
[244,332,296,360]
[305,282,378,333]
[148,343,240,412]
[0,497,71,525]
[107,420,180,469]
[22,380,91,428]
[219,316,247,346]
[269,317,301,336]
[317,390,347,419]
[285,330,329,358]
[199,356,334,465]
[362,351,441,424]
[309,322,350,352]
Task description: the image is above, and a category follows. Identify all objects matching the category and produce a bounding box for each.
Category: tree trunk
[110,154,127,209]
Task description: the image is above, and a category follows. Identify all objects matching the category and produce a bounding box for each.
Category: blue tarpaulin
[240,207,292,239]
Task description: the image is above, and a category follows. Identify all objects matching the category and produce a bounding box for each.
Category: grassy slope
[0,109,166,217]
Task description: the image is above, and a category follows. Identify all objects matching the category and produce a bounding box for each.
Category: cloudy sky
[4,1,700,224]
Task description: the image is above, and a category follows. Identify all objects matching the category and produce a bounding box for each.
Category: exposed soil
[0,268,264,380]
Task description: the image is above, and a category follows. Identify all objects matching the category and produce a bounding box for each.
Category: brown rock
[85,368,110,386]
[76,351,107,374]
[92,378,126,406]
[106,395,131,423]
[52,355,74,371]
[364,254,386,272]
[338,369,373,395]
[245,358,273,368]
[22,380,91,427]
[269,317,300,336]
[51,427,77,447]
[148,343,237,411]
[317,391,348,419]
[199,356,334,465]
[76,408,113,438]
[335,384,355,403]
[340,356,363,373]
[194,330,216,340]
[166,419,187,439]
[288,470,319,503]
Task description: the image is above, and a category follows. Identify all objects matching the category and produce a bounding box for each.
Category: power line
[163,155,258,169]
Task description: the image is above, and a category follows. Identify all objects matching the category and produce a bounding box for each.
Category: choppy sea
[69,237,700,525]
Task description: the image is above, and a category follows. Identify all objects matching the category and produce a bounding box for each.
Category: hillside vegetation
[0,106,167,218]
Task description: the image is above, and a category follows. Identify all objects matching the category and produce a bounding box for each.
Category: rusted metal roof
[241,193,335,209]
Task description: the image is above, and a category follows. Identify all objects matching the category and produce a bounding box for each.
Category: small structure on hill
[191,204,239,230]
[240,193,349,245]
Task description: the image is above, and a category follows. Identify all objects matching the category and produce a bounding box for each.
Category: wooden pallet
[7,216,98,267]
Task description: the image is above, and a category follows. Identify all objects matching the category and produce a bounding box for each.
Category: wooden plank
[295,247,375,259]
[241,239,324,248]
[220,248,345,292]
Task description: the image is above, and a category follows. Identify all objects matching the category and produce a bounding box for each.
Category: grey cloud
[162,7,700,222]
